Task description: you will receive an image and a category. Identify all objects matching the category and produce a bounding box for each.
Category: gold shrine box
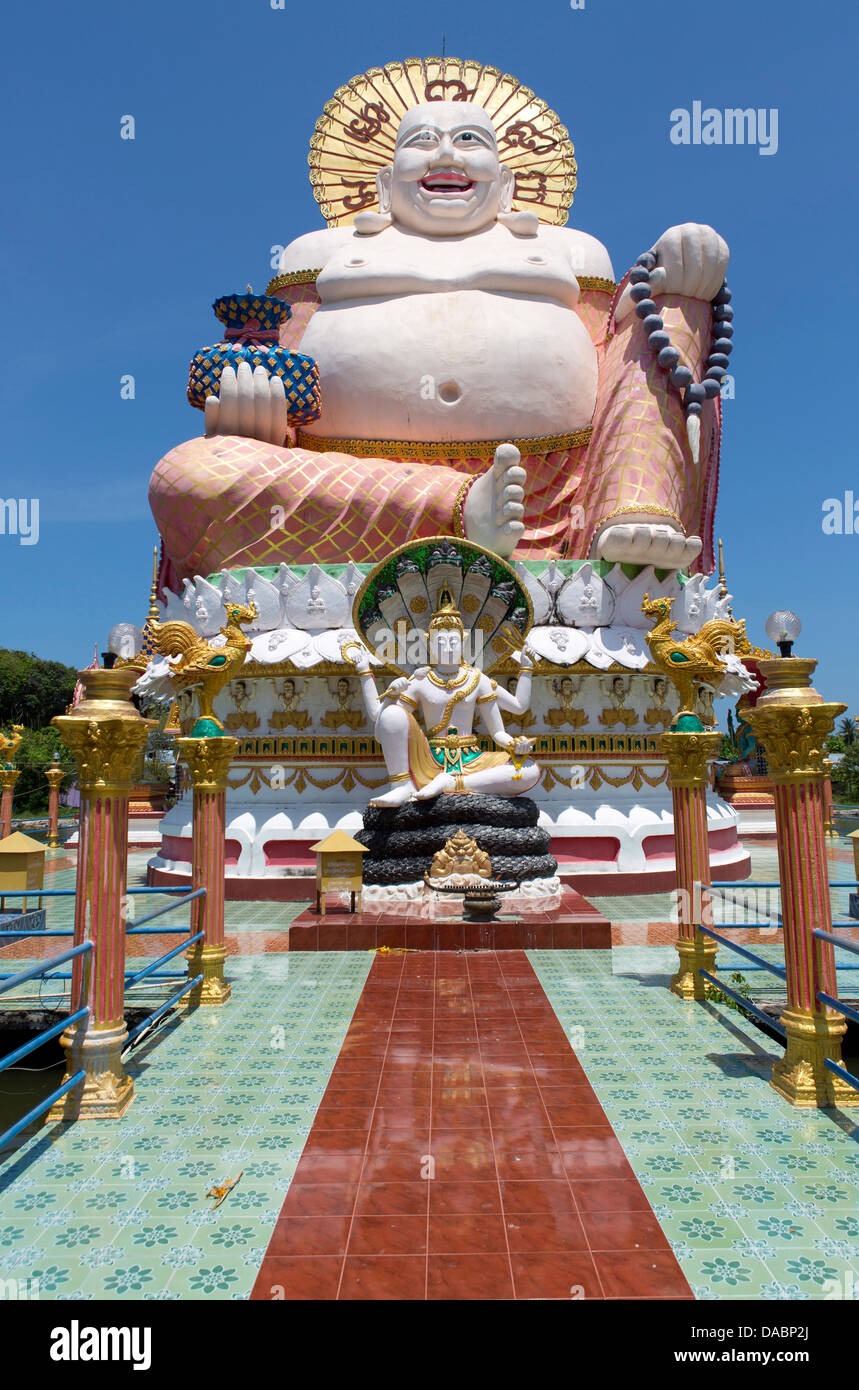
[0,831,47,909]
[310,830,368,916]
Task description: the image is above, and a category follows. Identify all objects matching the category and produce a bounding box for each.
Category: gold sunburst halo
[309,56,577,228]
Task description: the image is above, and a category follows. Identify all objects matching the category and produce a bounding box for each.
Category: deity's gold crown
[428,589,464,635]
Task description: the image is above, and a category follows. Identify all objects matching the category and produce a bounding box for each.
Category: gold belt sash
[295,426,593,461]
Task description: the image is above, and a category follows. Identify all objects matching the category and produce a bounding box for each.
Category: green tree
[838,716,856,746]
[830,744,859,805]
[0,649,77,728]
[10,727,76,817]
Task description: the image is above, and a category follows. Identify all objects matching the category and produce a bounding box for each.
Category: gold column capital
[176,736,239,791]
[659,731,723,786]
[52,667,154,793]
[52,717,151,793]
[44,765,65,790]
[0,768,21,792]
[745,702,845,781]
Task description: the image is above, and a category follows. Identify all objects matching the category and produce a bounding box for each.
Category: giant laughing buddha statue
[150,59,730,589]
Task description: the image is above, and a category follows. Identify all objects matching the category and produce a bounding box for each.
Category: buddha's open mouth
[419,172,475,196]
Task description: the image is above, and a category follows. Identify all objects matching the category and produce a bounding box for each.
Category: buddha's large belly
[298,291,598,443]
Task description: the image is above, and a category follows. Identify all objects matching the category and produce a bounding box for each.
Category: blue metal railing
[812,927,859,1094]
[0,942,93,1152]
[123,975,204,1053]
[120,889,209,1052]
[699,970,787,1037]
[0,880,212,1147]
[695,879,859,1095]
[697,924,787,980]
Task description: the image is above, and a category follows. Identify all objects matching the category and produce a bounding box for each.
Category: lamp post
[175,736,238,1005]
[641,593,756,999]
[50,669,153,1119]
[662,730,724,998]
[0,769,20,839]
[746,649,858,1107]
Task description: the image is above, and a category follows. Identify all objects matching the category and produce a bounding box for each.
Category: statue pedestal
[287,886,610,950]
[143,558,752,898]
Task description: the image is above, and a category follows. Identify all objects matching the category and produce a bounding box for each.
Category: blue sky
[2,0,857,714]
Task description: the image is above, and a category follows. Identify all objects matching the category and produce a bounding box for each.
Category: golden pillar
[175,736,238,1005]
[50,669,153,1119]
[662,732,723,999]
[45,764,65,849]
[0,768,21,839]
[746,658,858,1107]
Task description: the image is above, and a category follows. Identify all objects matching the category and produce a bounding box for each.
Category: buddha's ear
[498,164,515,214]
[377,165,394,213]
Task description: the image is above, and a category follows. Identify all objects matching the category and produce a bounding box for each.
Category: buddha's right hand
[204,362,289,446]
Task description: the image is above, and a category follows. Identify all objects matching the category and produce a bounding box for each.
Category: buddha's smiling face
[379,103,513,237]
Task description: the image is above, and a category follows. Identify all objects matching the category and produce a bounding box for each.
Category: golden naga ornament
[310,57,577,228]
[0,724,24,767]
[151,602,258,737]
[641,593,767,732]
[428,828,492,881]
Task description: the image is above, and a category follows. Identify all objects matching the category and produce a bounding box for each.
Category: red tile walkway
[251,950,693,1300]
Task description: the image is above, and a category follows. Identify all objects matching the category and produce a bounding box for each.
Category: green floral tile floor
[530,945,859,1301]
[0,952,372,1300]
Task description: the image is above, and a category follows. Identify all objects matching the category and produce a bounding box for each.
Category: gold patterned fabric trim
[265,270,322,293]
[451,477,470,538]
[595,502,684,530]
[577,276,616,295]
[296,426,592,461]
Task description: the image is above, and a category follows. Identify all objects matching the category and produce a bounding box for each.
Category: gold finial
[428,587,464,635]
[717,538,733,619]
[147,546,160,623]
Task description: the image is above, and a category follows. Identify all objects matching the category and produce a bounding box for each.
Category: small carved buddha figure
[499,676,537,731]
[546,675,586,730]
[644,675,673,729]
[599,675,637,728]
[224,678,261,732]
[270,677,310,730]
[321,676,365,731]
[696,685,716,729]
[177,689,196,736]
[306,584,327,617]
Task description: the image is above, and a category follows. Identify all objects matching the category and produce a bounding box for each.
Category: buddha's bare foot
[370,780,418,808]
[413,771,456,800]
[463,444,526,558]
[592,520,702,570]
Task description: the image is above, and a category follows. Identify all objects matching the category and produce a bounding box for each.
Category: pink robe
[150,276,721,590]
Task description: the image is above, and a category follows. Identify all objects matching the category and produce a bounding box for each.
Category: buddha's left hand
[204,362,290,446]
[616,223,729,323]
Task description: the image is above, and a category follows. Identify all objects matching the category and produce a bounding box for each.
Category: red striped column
[50,669,153,1119]
[747,658,858,1107]
[45,764,65,848]
[661,732,722,1000]
[176,737,238,1005]
[0,768,20,838]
